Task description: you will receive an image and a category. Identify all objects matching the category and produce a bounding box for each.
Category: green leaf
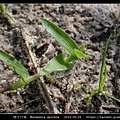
[40,18,78,56]
[99,63,107,92]
[4,11,15,22]
[40,53,74,76]
[102,92,120,103]
[0,49,30,81]
[98,34,112,92]
[0,4,5,12]
[78,44,85,52]
[0,4,14,22]
[74,49,92,59]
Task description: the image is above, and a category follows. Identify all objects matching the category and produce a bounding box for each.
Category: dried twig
[20,28,58,113]
[102,105,120,109]
[64,64,76,113]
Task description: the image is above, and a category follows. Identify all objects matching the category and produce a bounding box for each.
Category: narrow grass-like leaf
[102,91,120,103]
[0,4,14,22]
[78,44,85,52]
[99,64,107,92]
[0,49,30,81]
[40,18,78,56]
[4,11,15,22]
[40,53,74,76]
[98,34,112,92]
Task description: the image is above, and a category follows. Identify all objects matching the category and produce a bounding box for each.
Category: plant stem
[65,55,76,63]
[0,4,5,12]
[86,91,99,99]
[10,73,41,90]
[102,92,120,103]
[25,73,41,83]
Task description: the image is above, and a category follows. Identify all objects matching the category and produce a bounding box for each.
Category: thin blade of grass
[0,49,30,81]
[0,4,14,22]
[102,65,107,88]
[98,34,112,92]
[4,11,15,22]
[102,92,120,103]
[99,64,107,91]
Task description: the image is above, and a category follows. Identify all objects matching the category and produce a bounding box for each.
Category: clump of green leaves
[0,4,14,22]
[86,34,120,103]
[0,18,92,92]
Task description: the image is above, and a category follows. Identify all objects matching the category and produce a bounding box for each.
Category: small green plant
[86,34,120,103]
[0,18,92,92]
[0,4,14,22]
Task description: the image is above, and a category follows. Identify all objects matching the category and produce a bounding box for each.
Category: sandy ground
[0,4,120,114]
